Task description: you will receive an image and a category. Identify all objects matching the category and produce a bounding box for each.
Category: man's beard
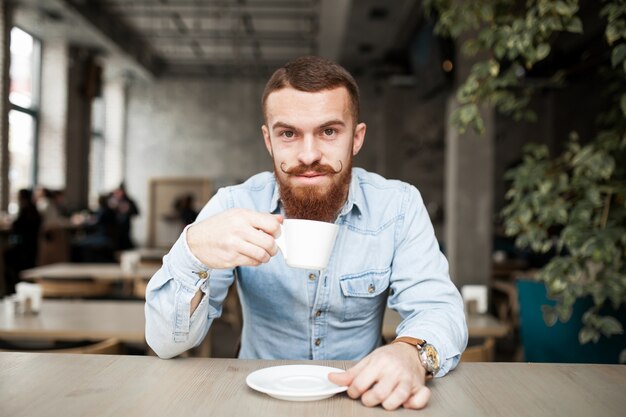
[276,159,352,223]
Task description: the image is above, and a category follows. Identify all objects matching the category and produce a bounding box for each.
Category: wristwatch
[391,336,440,379]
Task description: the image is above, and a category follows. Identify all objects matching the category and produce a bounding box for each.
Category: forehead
[264,87,352,126]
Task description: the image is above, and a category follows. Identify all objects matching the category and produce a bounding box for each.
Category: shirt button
[197,271,208,279]
[315,338,321,346]
[309,273,316,281]
[315,310,322,317]
[368,284,375,294]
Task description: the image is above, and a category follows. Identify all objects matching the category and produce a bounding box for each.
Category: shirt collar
[269,177,281,214]
[269,169,364,218]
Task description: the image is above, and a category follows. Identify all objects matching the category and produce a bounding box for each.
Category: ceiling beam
[141,30,315,42]
[102,0,316,9]
[107,9,316,20]
[162,62,286,78]
[61,0,164,76]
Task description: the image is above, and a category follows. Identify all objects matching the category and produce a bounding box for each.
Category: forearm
[144,232,213,358]
[190,288,204,315]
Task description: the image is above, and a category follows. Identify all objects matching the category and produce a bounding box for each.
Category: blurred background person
[108,183,139,251]
[3,189,42,294]
[71,194,117,263]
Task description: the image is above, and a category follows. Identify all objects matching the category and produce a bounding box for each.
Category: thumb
[328,371,353,386]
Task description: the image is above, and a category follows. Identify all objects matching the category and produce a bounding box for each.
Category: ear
[352,123,366,156]
[262,124,273,157]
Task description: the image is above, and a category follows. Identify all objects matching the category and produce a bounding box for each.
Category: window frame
[8,25,42,194]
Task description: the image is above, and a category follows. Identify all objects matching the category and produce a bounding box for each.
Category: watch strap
[391,336,426,348]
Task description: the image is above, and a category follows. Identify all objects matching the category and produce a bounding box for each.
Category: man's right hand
[186,209,283,269]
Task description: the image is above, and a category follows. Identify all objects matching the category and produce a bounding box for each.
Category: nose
[296,134,322,166]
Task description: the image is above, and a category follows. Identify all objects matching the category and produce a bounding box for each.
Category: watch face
[420,344,440,374]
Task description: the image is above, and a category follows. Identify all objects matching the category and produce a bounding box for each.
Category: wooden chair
[38,227,71,265]
[220,282,242,331]
[133,280,148,299]
[0,338,122,355]
[461,337,495,362]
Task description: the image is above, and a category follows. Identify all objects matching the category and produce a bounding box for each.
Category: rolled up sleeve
[145,189,234,358]
[388,185,468,377]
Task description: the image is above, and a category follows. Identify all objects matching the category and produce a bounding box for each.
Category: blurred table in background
[0,299,145,344]
[382,307,509,342]
[122,247,168,264]
[20,262,161,297]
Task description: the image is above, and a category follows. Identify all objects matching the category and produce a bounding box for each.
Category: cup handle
[275,224,287,261]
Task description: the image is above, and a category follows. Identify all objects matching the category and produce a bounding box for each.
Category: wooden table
[121,248,168,263]
[382,308,509,341]
[0,300,145,343]
[21,262,160,282]
[20,263,161,297]
[1,353,624,417]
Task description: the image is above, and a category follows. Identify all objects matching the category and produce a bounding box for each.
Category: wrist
[393,341,427,376]
[186,225,204,262]
[391,337,440,379]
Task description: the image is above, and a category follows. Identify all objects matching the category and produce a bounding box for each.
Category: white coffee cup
[275,219,339,270]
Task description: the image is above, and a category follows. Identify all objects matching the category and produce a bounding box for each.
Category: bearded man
[145,56,467,411]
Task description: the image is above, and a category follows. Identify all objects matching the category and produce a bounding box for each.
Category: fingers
[361,378,398,408]
[328,357,368,388]
[247,211,283,238]
[340,346,430,411]
[236,240,274,265]
[241,227,278,257]
[327,371,352,386]
[190,210,282,268]
[402,385,431,410]
[346,361,382,399]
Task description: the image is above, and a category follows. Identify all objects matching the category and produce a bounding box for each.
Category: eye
[323,128,335,136]
[281,130,295,138]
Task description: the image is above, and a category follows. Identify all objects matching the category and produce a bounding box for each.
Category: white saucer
[246,364,348,402]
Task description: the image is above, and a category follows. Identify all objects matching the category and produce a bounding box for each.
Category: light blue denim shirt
[145,168,467,376]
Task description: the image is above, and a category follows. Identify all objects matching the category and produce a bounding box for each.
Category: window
[8,27,40,214]
[89,96,105,207]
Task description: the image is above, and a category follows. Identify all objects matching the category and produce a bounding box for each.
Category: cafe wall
[125,78,272,246]
[123,76,448,246]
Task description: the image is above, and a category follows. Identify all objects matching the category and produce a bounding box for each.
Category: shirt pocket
[339,268,391,321]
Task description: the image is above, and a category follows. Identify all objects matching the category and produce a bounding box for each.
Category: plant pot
[517,279,626,363]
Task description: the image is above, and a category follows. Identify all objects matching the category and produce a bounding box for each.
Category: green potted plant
[424,0,626,361]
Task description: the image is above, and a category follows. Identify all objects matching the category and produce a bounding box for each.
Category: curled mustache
[279,161,343,176]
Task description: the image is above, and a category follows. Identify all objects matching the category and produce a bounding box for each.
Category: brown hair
[262,56,360,124]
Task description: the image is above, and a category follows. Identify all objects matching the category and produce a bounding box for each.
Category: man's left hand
[328,342,431,410]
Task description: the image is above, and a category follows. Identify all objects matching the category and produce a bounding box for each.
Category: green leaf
[566,17,583,33]
[555,1,575,16]
[579,327,599,344]
[599,316,624,336]
[536,44,551,61]
[542,305,558,326]
[606,25,619,44]
[612,44,626,68]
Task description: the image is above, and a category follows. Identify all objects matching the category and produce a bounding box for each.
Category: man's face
[262,86,366,222]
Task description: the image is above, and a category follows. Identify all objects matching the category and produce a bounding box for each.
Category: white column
[103,75,127,191]
[38,40,68,189]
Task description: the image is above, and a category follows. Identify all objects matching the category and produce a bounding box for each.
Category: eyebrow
[271,121,298,131]
[319,119,346,129]
[271,119,346,131]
